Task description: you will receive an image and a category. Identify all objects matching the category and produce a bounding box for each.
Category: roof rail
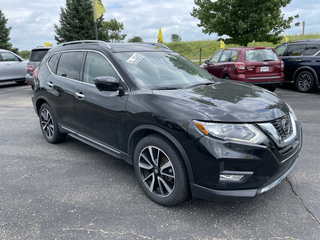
[60,40,111,49]
[289,38,320,43]
[136,42,170,49]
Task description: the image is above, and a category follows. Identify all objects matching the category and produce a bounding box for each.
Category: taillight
[235,62,246,73]
[26,65,34,73]
[33,67,39,78]
[281,60,284,71]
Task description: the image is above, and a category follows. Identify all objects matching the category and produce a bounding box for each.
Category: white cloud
[0,0,319,51]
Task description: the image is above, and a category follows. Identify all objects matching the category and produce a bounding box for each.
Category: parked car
[0,49,27,84]
[275,39,320,92]
[201,47,284,91]
[25,47,51,89]
[32,40,302,206]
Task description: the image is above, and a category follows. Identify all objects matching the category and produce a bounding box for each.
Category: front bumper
[190,156,298,201]
[184,121,302,201]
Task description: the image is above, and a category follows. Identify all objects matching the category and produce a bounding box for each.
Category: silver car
[0,49,27,84]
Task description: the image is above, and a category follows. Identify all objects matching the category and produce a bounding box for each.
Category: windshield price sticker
[127,53,144,65]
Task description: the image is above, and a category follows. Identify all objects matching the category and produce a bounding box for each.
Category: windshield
[115,52,214,89]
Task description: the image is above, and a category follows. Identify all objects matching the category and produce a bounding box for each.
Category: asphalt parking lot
[0,82,319,240]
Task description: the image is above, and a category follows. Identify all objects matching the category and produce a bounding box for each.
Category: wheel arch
[293,66,319,86]
[35,97,49,116]
[127,125,195,184]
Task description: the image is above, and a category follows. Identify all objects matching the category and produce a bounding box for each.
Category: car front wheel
[296,71,315,93]
[134,134,189,206]
[39,103,67,143]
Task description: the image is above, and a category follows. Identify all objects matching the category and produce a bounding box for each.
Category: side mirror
[205,60,209,65]
[94,76,123,92]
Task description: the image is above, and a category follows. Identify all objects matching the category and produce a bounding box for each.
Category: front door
[74,51,128,152]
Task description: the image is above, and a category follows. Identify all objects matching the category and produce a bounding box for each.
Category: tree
[54,0,107,43]
[102,19,126,42]
[127,36,143,42]
[171,34,181,42]
[0,9,12,50]
[191,0,299,46]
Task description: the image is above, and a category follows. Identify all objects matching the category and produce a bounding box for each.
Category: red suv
[201,47,284,91]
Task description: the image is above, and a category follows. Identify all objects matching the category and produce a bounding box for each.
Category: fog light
[220,174,245,182]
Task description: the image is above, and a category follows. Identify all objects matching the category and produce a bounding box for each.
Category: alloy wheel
[40,108,54,139]
[298,73,312,91]
[138,146,175,197]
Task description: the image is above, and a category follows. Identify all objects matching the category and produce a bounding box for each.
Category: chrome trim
[248,76,282,80]
[60,125,120,154]
[258,114,297,148]
[259,158,298,194]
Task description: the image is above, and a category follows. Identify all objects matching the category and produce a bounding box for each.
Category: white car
[0,49,27,84]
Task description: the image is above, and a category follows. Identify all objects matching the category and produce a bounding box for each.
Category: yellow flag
[285,34,289,42]
[157,27,164,44]
[220,40,226,49]
[93,0,106,22]
[44,42,53,47]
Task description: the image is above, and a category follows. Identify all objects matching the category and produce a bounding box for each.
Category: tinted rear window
[56,51,83,80]
[304,43,320,56]
[29,49,49,61]
[284,44,305,56]
[244,49,279,62]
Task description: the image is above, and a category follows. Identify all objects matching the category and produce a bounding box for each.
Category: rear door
[44,51,84,131]
[280,44,306,82]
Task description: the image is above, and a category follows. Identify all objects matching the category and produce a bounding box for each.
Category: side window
[219,50,231,62]
[304,43,320,56]
[284,44,305,56]
[230,50,238,61]
[47,53,59,72]
[56,51,83,80]
[275,45,287,56]
[209,50,222,64]
[0,52,19,61]
[83,52,119,84]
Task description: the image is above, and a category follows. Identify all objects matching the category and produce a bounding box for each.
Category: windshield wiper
[152,87,179,90]
[186,82,213,89]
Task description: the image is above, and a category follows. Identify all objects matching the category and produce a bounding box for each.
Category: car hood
[153,81,289,122]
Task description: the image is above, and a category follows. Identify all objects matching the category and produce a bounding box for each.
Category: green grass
[165,33,320,62]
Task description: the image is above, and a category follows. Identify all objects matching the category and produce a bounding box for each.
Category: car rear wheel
[296,71,315,93]
[39,103,67,143]
[134,134,189,206]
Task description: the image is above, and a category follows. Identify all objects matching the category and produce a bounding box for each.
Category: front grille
[271,114,293,141]
[258,114,297,149]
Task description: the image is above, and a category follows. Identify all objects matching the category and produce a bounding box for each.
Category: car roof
[279,39,320,45]
[0,49,13,53]
[223,47,274,51]
[53,40,170,53]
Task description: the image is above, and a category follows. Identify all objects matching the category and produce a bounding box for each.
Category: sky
[0,0,319,51]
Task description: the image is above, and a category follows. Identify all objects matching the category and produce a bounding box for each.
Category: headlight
[194,120,266,144]
[288,104,297,121]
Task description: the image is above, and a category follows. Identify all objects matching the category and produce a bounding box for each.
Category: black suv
[275,39,320,92]
[32,40,302,206]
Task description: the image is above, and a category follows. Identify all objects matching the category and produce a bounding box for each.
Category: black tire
[134,134,189,206]
[266,86,276,92]
[296,71,315,93]
[224,75,231,80]
[39,103,67,144]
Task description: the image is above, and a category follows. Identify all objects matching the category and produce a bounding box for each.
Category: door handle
[75,91,85,100]
[47,82,54,88]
